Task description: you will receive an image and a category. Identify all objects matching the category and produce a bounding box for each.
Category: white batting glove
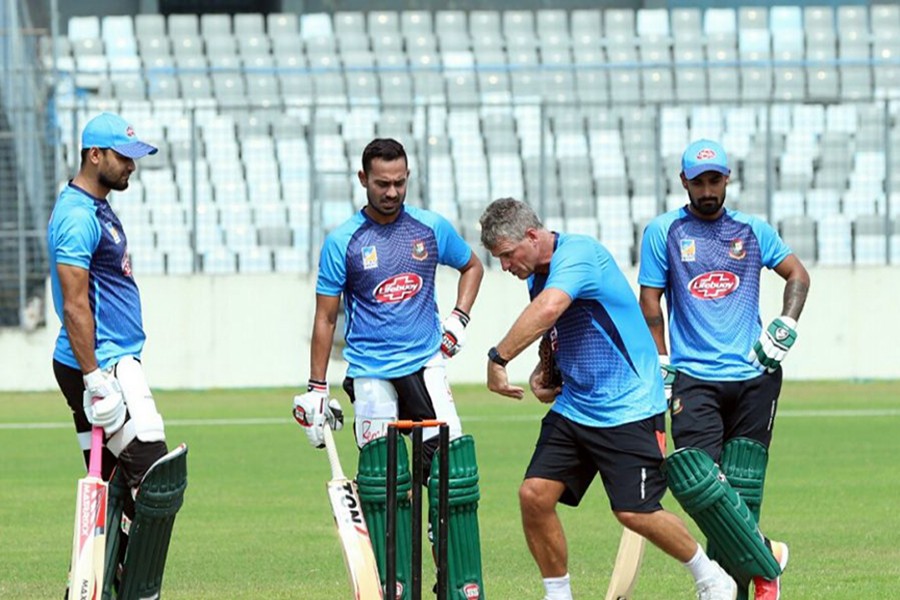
[749,316,798,373]
[293,380,344,449]
[82,368,127,436]
[659,355,676,400]
[440,307,470,358]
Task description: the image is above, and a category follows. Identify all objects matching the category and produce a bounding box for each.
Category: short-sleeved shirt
[638,206,792,381]
[532,233,666,428]
[48,182,145,370]
[316,205,472,379]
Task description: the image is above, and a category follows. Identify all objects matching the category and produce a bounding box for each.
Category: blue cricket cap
[81,112,158,159]
[681,139,730,179]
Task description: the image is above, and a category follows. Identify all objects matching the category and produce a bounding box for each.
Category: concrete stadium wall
[2,265,897,392]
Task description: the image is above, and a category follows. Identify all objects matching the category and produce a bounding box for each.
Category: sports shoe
[753,540,789,600]
[696,560,738,600]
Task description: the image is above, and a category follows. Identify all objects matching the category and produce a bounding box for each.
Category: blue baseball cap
[81,112,158,159]
[681,139,730,179]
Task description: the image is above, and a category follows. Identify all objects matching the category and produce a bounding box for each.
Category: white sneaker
[696,560,738,600]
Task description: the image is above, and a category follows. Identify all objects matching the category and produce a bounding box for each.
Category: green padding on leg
[428,435,485,600]
[116,444,188,600]
[357,437,412,600]
[720,437,768,522]
[102,469,128,599]
[711,438,769,600]
[666,447,780,582]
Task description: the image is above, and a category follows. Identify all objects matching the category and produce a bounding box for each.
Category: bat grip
[88,427,104,478]
[322,424,345,480]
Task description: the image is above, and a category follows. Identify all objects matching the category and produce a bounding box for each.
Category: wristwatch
[488,346,509,367]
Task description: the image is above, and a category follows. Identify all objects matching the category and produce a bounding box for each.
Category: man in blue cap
[49,112,187,599]
[637,139,810,600]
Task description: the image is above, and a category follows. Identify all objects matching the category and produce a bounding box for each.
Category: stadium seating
[47,6,900,273]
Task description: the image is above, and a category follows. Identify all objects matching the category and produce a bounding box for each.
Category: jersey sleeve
[53,206,101,269]
[315,233,348,296]
[751,219,792,269]
[544,237,598,300]
[637,217,669,288]
[407,207,472,269]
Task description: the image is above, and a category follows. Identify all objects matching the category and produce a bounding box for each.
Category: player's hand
[440,307,470,358]
[82,369,127,435]
[529,363,561,404]
[659,355,677,400]
[748,316,798,373]
[487,361,525,400]
[293,380,344,449]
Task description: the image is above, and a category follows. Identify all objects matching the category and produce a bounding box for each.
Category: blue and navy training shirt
[532,233,666,428]
[48,182,145,370]
[638,207,792,381]
[316,205,472,379]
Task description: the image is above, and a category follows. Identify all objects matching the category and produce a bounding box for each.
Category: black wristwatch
[488,346,509,367]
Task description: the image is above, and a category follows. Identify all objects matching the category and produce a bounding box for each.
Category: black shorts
[670,369,783,462]
[524,411,668,512]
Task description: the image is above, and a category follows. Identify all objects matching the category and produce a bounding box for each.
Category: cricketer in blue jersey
[480,198,737,600]
[638,140,809,600]
[293,139,487,598]
[49,113,185,599]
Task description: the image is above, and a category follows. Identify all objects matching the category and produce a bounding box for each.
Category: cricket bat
[604,527,646,600]
[69,426,107,600]
[323,424,384,600]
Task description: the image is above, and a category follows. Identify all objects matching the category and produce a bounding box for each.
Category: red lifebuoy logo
[696,148,716,160]
[687,271,740,300]
[374,273,423,303]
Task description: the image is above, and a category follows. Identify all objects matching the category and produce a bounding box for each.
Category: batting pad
[665,447,780,582]
[706,438,769,598]
[428,435,485,600]
[101,469,129,599]
[116,443,187,600]
[357,437,413,599]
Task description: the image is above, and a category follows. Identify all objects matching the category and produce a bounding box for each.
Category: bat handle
[322,424,345,480]
[88,427,104,478]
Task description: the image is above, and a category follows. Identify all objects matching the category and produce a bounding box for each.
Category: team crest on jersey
[361,245,378,270]
[374,273,423,303]
[680,239,696,262]
[729,239,746,260]
[411,240,428,261]
[105,222,122,244]
[687,271,740,300]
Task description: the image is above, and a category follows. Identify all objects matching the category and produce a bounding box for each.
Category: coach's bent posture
[480,198,738,600]
[639,139,810,600]
[293,138,486,599]
[49,112,187,599]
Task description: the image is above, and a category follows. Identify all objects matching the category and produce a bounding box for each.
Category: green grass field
[2,381,899,599]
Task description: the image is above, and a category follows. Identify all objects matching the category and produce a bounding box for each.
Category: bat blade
[70,427,107,600]
[323,425,383,600]
[327,478,384,599]
[604,527,645,600]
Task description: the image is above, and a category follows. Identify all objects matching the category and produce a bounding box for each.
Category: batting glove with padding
[659,355,677,400]
[440,307,470,358]
[82,368,127,436]
[749,316,798,373]
[293,379,344,449]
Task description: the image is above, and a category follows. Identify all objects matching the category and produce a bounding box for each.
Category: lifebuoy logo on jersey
[687,271,740,300]
[374,273,423,303]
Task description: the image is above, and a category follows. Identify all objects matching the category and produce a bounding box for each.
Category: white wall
[3,266,897,392]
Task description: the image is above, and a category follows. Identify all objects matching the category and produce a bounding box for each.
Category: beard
[99,171,129,192]
[689,191,726,216]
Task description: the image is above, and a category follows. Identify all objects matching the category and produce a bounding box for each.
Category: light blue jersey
[48,183,145,370]
[533,233,666,428]
[638,207,792,381]
[317,206,472,379]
